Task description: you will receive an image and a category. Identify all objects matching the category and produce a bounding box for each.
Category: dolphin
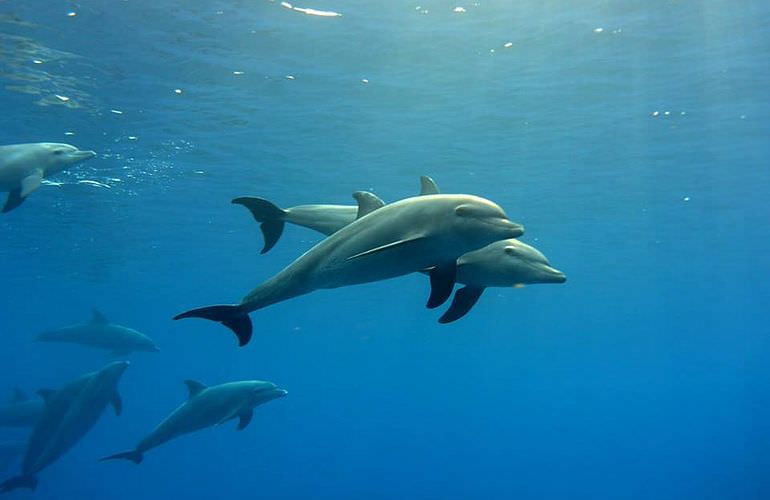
[234,179,565,323]
[0,389,44,428]
[0,443,24,472]
[101,379,287,464]
[437,239,567,323]
[36,309,159,356]
[232,176,440,253]
[0,361,130,493]
[0,142,96,213]
[174,193,524,346]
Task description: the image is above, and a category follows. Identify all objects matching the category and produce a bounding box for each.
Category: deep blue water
[1,0,769,498]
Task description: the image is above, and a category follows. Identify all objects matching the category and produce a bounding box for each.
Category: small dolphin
[232,176,440,253]
[0,389,44,428]
[0,361,129,493]
[438,239,567,323]
[101,379,287,464]
[37,309,159,356]
[175,193,524,346]
[0,142,96,213]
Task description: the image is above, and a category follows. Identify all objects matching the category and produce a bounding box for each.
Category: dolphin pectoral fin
[439,286,485,323]
[352,191,385,219]
[20,171,43,198]
[2,189,26,213]
[346,235,426,261]
[237,410,254,431]
[232,197,287,254]
[426,262,458,309]
[110,392,123,416]
[173,305,253,347]
[419,175,440,195]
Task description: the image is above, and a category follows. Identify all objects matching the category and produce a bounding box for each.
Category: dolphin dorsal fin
[184,380,207,399]
[91,308,109,324]
[11,388,27,403]
[37,389,55,404]
[419,176,440,195]
[352,191,385,219]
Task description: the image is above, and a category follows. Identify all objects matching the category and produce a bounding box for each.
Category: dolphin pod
[101,379,287,464]
[233,177,566,322]
[37,309,160,356]
[0,361,130,493]
[175,193,525,346]
[0,389,44,428]
[0,143,96,213]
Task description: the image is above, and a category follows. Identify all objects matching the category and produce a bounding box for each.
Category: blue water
[1,0,769,498]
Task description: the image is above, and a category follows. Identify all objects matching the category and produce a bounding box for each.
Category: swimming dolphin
[175,193,524,346]
[0,142,96,213]
[101,379,287,464]
[36,309,159,356]
[0,361,129,493]
[437,239,567,323]
[0,389,44,428]
[0,442,24,472]
[232,176,440,253]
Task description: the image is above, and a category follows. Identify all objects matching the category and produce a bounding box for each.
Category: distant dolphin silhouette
[37,309,159,356]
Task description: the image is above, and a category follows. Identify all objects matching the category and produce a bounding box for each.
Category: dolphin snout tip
[555,274,567,283]
[277,389,289,397]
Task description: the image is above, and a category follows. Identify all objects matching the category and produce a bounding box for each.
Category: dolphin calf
[438,239,567,323]
[232,176,440,253]
[175,193,524,346]
[0,389,44,428]
[36,309,159,356]
[0,142,96,213]
[0,361,129,493]
[101,379,287,464]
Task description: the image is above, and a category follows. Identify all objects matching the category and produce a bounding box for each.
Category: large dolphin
[175,193,524,346]
[36,309,159,356]
[0,142,96,213]
[101,379,287,464]
[0,389,44,428]
[438,239,567,323]
[0,361,130,493]
[235,179,565,323]
[232,176,439,253]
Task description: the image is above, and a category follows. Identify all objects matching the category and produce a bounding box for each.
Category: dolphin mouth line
[72,150,97,160]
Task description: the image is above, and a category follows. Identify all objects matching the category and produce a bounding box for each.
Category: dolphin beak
[73,150,97,161]
[544,266,567,283]
[277,389,288,397]
[501,219,524,238]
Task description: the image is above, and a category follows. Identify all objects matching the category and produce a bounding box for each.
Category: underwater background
[1,0,768,498]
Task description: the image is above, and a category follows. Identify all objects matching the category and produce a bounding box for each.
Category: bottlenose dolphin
[101,379,287,464]
[37,309,159,356]
[0,361,130,493]
[438,239,567,323]
[0,389,44,428]
[175,193,524,346]
[232,176,440,253]
[0,142,96,213]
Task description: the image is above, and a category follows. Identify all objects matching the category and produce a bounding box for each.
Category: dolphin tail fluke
[100,450,143,464]
[231,197,287,254]
[173,305,253,347]
[0,474,37,493]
